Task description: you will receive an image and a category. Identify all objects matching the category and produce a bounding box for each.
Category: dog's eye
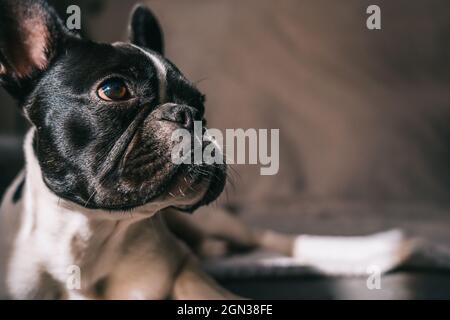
[97,79,129,101]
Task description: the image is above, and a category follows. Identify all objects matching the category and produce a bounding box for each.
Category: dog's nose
[159,104,197,130]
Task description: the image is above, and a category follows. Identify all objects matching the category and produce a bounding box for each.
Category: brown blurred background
[1,0,450,239]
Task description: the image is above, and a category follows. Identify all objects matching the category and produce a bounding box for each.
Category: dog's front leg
[171,256,241,300]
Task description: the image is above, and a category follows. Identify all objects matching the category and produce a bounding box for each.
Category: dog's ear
[0,0,69,98]
[129,4,164,55]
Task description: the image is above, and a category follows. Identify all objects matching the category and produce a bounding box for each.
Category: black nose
[160,104,197,130]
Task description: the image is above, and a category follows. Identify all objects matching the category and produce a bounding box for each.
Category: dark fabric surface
[0,137,23,197]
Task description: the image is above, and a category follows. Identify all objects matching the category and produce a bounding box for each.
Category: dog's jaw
[24,129,169,219]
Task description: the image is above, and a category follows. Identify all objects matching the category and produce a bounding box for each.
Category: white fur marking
[129,44,167,104]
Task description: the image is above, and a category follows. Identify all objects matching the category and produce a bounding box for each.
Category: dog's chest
[6,208,125,298]
[7,211,181,299]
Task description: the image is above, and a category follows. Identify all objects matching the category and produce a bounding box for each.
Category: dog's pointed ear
[0,0,69,97]
[129,4,164,55]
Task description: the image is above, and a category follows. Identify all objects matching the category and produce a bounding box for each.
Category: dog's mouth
[111,162,226,213]
[75,161,226,212]
[165,163,227,213]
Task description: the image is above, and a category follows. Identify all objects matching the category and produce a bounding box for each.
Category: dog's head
[0,0,226,212]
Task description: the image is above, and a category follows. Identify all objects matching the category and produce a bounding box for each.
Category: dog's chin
[163,164,227,213]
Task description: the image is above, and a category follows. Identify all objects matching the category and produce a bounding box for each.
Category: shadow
[0,136,24,197]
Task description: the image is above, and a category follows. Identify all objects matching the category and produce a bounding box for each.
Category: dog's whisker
[178,187,185,197]
[193,77,209,85]
[84,189,98,208]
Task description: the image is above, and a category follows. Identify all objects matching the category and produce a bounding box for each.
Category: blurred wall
[1,0,450,209]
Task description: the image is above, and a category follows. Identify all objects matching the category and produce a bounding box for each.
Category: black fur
[0,0,72,99]
[129,5,164,55]
[0,0,226,212]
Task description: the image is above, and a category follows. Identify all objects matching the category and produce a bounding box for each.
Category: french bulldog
[0,0,433,300]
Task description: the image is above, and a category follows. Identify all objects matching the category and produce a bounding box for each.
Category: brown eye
[97,78,129,101]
